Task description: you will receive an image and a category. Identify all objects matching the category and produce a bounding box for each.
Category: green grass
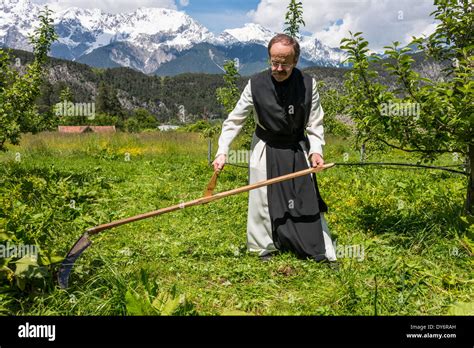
[0,131,472,316]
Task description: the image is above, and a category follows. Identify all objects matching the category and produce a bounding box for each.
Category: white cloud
[248,0,439,51]
[33,0,177,14]
[179,0,189,7]
[192,11,255,34]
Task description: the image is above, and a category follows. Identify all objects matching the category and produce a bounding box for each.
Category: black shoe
[315,257,340,271]
[259,254,274,262]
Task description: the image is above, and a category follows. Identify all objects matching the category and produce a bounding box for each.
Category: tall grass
[0,131,472,316]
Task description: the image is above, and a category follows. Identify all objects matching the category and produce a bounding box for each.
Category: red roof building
[58,126,116,133]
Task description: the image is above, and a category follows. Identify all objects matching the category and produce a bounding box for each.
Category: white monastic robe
[216,68,336,261]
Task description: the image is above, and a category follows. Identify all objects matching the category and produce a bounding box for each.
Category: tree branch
[373,136,464,155]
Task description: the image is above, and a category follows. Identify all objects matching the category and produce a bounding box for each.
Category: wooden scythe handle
[87,163,335,235]
[203,170,220,197]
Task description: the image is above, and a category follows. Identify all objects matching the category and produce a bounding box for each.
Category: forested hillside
[8,48,445,127]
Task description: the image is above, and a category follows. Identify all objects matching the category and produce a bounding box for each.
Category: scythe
[58,163,335,288]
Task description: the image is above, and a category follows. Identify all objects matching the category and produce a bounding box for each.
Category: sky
[31,0,439,52]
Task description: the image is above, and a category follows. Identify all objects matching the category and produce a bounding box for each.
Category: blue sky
[176,0,261,33]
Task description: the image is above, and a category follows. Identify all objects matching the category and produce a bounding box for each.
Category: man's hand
[212,154,227,172]
[310,153,324,169]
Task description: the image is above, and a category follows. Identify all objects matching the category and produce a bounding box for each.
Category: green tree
[340,0,473,214]
[59,86,73,104]
[284,0,306,39]
[216,60,240,114]
[133,108,158,130]
[95,81,108,114]
[318,82,352,137]
[56,86,73,124]
[96,81,123,118]
[124,117,140,133]
[214,60,256,147]
[36,80,54,117]
[90,112,119,126]
[0,8,57,150]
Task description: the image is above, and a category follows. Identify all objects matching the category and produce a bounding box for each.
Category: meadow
[0,131,472,316]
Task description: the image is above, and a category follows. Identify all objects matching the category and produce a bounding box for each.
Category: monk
[213,33,336,263]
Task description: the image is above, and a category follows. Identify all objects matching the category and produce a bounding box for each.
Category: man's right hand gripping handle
[212,154,227,172]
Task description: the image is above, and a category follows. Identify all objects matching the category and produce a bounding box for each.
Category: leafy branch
[284,0,305,39]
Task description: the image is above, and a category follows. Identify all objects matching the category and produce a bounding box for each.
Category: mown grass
[0,131,472,316]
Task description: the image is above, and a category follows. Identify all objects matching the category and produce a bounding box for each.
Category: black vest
[251,68,313,146]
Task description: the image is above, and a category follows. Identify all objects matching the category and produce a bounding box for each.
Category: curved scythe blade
[58,232,92,289]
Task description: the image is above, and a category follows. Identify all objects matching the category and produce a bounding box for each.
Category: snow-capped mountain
[53,6,215,73]
[300,35,348,66]
[0,0,347,75]
[217,23,276,46]
[0,0,41,50]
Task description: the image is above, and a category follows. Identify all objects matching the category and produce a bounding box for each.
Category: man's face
[270,42,297,82]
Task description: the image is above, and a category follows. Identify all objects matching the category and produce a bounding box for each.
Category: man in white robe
[213,34,336,262]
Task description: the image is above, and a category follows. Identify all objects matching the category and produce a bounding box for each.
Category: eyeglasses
[270,61,294,69]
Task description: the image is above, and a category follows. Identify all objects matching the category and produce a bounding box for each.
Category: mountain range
[0,0,348,76]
